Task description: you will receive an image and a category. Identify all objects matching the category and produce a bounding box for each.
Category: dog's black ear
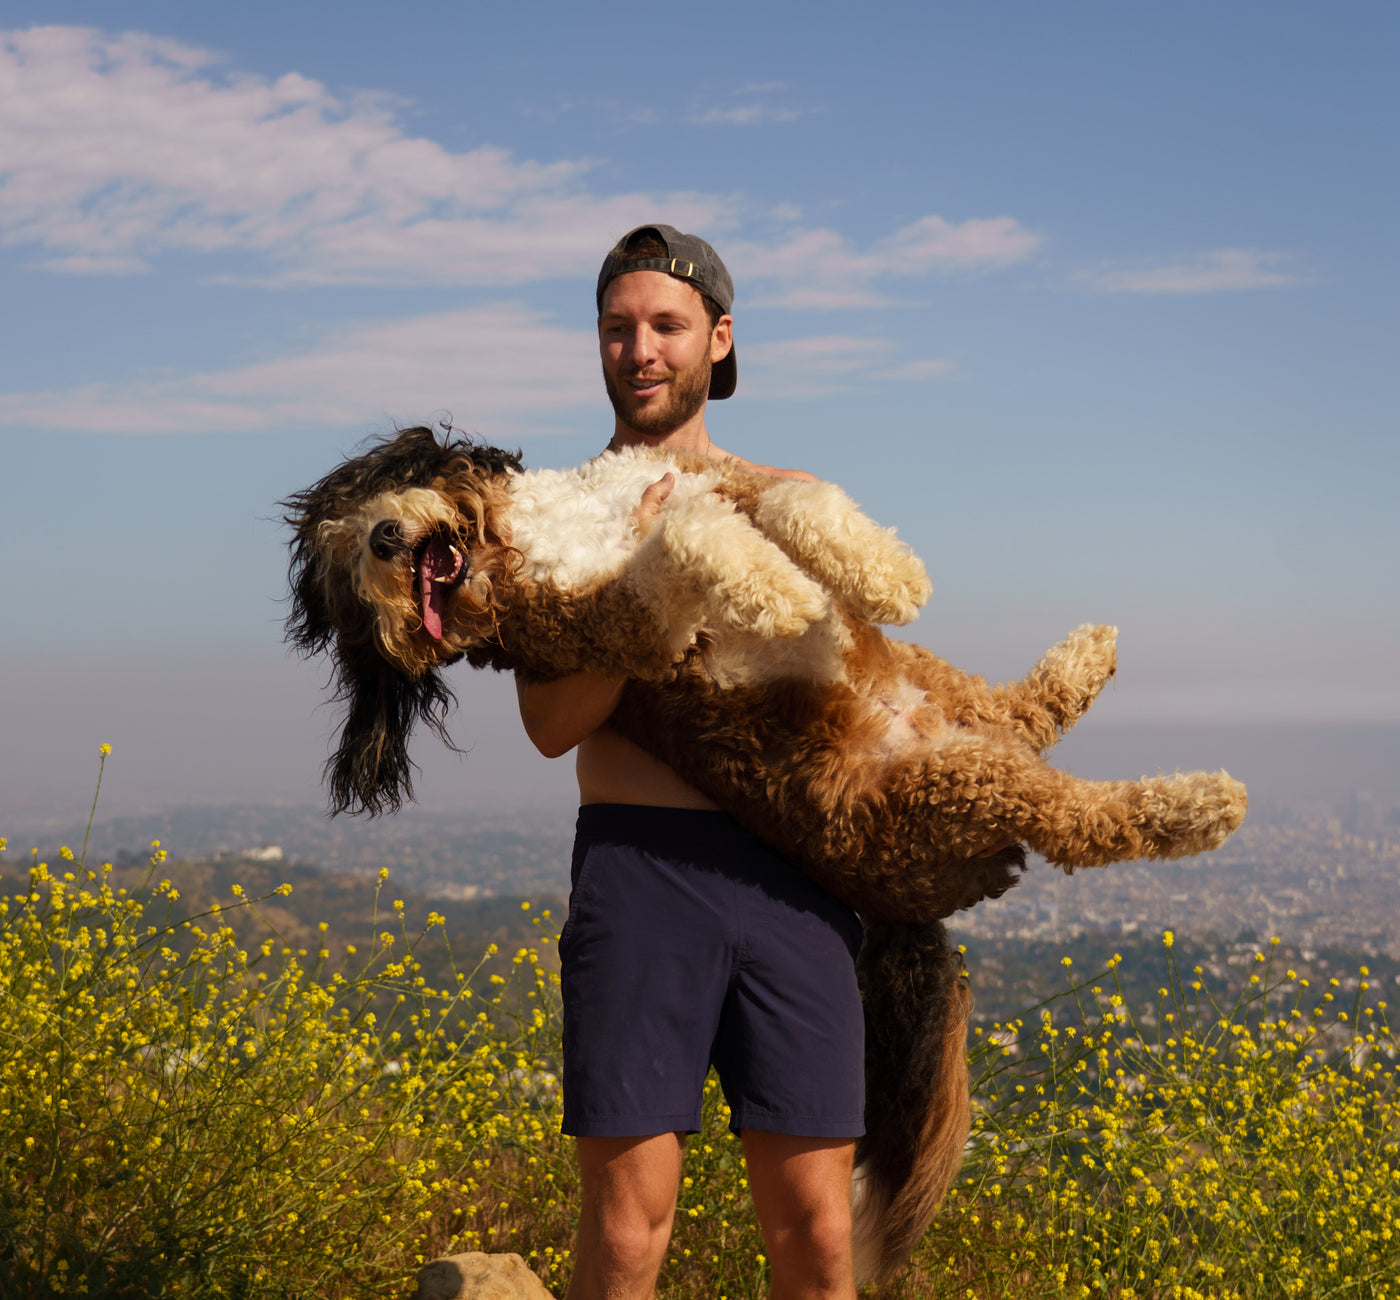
[326,640,459,816]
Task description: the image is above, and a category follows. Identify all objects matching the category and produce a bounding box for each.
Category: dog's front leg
[746,479,932,625]
[632,492,832,640]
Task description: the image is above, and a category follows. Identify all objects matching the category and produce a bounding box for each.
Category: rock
[414,1251,555,1300]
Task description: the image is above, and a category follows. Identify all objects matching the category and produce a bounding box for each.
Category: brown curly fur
[854,920,971,1285]
[284,426,1248,1285]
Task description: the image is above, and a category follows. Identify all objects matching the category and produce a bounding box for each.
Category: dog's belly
[842,676,964,790]
[701,613,851,688]
[872,677,948,752]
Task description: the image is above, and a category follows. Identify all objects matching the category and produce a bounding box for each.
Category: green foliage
[0,751,533,1299]
[465,932,1400,1300]
[894,937,1400,1298]
[4,751,1398,1298]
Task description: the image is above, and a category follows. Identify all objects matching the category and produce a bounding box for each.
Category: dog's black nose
[370,520,407,561]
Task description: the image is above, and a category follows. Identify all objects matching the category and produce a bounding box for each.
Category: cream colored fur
[507,447,908,686]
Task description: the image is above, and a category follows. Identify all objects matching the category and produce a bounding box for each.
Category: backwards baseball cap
[596,223,737,400]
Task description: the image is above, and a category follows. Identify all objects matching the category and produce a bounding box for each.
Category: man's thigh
[741,1129,857,1275]
[569,1135,686,1300]
[575,1133,686,1227]
[741,1132,856,1216]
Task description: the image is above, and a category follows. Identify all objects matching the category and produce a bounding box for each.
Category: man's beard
[603,358,711,437]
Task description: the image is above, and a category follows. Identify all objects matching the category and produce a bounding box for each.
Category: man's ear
[711,315,734,363]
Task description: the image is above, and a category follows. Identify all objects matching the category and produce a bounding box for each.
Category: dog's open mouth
[416,533,465,640]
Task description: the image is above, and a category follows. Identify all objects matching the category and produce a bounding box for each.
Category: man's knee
[590,1210,671,1275]
[769,1200,852,1263]
[572,1133,682,1290]
[743,1131,856,1290]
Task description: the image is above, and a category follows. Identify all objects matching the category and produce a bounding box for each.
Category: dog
[284,425,1246,1284]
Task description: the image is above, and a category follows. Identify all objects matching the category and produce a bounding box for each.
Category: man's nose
[624,324,659,366]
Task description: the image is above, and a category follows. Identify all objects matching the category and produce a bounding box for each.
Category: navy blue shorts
[559,804,865,1139]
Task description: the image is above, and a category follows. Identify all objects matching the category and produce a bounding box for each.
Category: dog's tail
[852,918,971,1289]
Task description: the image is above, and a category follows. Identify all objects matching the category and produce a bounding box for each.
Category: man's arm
[515,470,680,759]
[516,672,626,759]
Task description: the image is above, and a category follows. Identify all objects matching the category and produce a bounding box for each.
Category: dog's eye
[370,520,406,561]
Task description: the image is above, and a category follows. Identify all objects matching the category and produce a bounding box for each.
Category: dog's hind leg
[888,625,1117,754]
[986,623,1119,752]
[633,492,832,639]
[887,731,1246,870]
[745,479,932,626]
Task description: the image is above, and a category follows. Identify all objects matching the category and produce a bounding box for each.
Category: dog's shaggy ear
[323,639,459,816]
[284,537,460,815]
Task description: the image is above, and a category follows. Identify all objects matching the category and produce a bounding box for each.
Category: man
[516,225,865,1300]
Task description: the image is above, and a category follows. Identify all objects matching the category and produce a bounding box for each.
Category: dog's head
[283,425,523,815]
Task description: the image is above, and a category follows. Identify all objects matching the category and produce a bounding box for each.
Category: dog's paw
[1038,623,1118,719]
[845,550,933,626]
[1138,770,1248,856]
[1048,623,1117,689]
[717,571,831,640]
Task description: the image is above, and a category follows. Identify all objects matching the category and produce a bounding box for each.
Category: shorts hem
[563,1110,702,1139]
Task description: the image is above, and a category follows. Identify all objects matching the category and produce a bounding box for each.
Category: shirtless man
[517,226,864,1300]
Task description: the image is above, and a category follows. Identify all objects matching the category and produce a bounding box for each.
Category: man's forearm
[516,672,628,759]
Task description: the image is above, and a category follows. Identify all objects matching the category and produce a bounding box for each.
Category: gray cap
[596,223,737,400]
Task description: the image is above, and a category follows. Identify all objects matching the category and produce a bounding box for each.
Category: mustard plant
[0,749,520,1298]
[902,935,1400,1298]
[9,751,1398,1300]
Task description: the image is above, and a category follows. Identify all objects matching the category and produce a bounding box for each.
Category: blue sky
[3,2,1397,823]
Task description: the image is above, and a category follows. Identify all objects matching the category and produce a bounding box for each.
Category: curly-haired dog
[284,425,1246,1284]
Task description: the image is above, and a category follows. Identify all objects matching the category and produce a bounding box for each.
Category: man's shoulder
[716,451,820,484]
[752,464,820,483]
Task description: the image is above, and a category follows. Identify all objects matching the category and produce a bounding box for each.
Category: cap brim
[710,345,737,401]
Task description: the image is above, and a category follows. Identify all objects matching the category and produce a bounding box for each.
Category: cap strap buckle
[668,258,697,279]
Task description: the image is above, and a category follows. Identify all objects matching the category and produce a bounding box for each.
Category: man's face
[599,271,732,438]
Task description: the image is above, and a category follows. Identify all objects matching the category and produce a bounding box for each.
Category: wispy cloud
[742,336,954,397]
[1080,248,1304,295]
[0,26,730,286]
[868,358,956,382]
[685,79,809,126]
[0,26,1038,309]
[732,215,1043,309]
[0,305,599,434]
[0,316,955,429]
[687,104,803,126]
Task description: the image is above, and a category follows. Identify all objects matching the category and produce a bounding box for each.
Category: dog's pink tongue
[418,536,459,641]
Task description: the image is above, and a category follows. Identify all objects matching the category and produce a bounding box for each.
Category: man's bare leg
[742,1131,857,1300]
[566,1133,684,1300]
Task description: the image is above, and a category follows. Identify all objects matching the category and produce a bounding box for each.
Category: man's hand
[632,472,675,537]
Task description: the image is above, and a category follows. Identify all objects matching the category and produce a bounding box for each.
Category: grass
[2,749,1397,1298]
